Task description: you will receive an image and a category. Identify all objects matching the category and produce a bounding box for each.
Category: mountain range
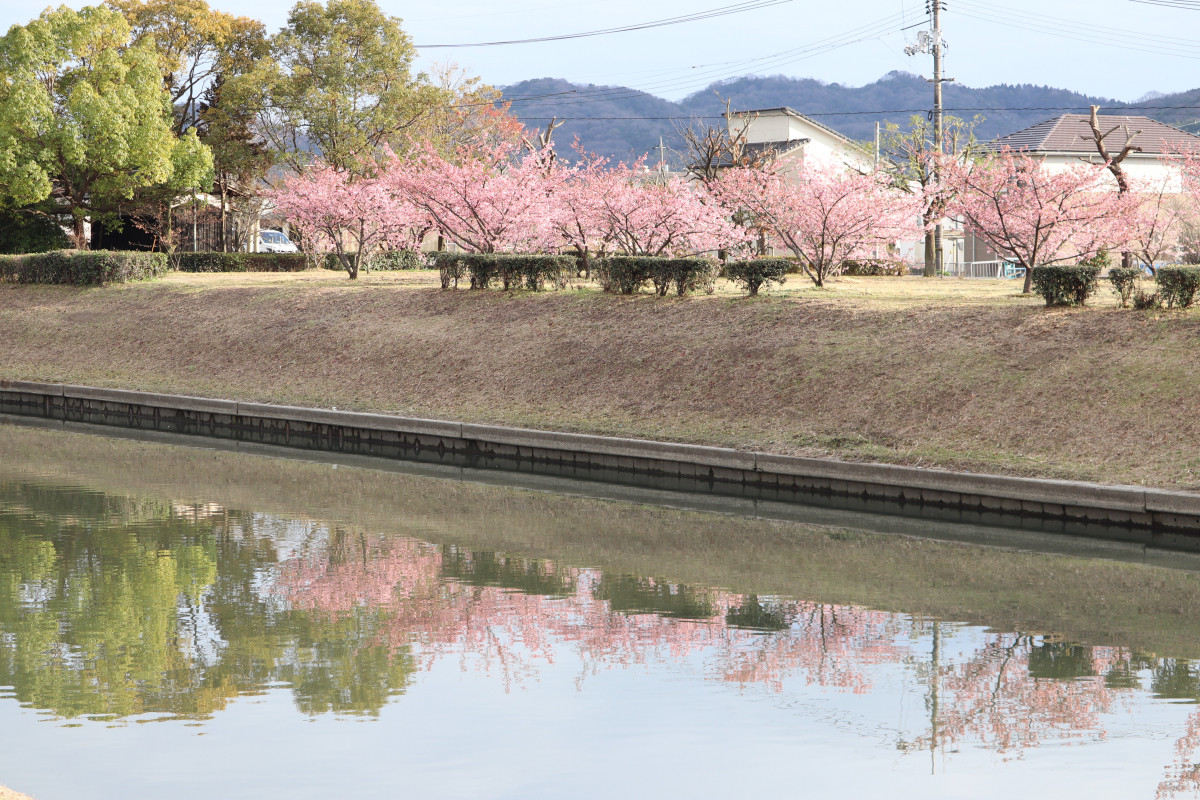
[501,72,1200,163]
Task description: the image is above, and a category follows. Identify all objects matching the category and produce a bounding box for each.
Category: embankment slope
[2,272,1197,488]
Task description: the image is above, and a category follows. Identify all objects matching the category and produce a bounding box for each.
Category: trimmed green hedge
[1156,266,1200,308]
[432,253,574,291]
[178,252,310,272]
[723,259,789,296]
[1107,267,1142,308]
[0,250,168,285]
[841,258,908,277]
[1031,265,1101,307]
[595,256,719,296]
[322,250,426,271]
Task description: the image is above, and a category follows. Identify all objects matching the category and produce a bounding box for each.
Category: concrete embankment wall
[2,379,1199,547]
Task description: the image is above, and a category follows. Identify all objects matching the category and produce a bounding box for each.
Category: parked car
[258,229,298,253]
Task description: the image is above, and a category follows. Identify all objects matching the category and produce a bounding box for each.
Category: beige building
[723,107,872,172]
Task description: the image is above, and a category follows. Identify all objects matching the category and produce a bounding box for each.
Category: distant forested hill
[502,72,1200,162]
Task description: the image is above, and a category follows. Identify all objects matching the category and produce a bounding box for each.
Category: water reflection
[3,476,1200,793]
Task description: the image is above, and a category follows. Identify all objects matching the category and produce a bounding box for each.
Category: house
[949,113,1200,275]
[985,112,1200,189]
[722,107,872,172]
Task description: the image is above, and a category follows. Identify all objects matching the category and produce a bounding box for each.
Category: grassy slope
[1,270,1198,488]
[6,423,1200,658]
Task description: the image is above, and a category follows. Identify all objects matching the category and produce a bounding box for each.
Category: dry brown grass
[2,269,1198,488]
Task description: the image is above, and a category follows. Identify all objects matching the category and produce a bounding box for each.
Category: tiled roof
[987,113,1200,155]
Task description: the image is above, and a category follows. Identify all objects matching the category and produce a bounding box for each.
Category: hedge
[1156,266,1200,309]
[1106,267,1142,308]
[595,256,719,296]
[178,252,310,272]
[723,259,789,296]
[432,253,574,291]
[322,249,425,271]
[1030,265,1101,306]
[0,250,168,285]
[841,258,908,277]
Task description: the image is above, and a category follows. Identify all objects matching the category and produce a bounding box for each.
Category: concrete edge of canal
[3,378,1199,547]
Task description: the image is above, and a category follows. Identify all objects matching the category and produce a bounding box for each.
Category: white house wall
[1034,153,1183,192]
[728,113,797,145]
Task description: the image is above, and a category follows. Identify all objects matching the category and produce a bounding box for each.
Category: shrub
[321,250,425,271]
[1078,248,1114,270]
[179,252,310,273]
[431,253,573,291]
[371,249,425,271]
[1133,289,1162,310]
[841,258,908,277]
[433,252,466,289]
[1156,265,1200,309]
[724,258,789,296]
[595,256,649,294]
[0,250,168,285]
[595,256,718,296]
[1030,265,1101,307]
[0,207,70,254]
[1107,267,1142,308]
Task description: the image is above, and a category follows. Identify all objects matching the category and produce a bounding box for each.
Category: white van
[258,229,298,253]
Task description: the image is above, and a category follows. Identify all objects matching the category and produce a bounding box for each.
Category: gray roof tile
[987,113,1200,155]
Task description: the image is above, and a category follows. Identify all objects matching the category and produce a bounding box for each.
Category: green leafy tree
[249,0,444,174]
[875,114,981,277]
[0,5,212,248]
[0,203,71,253]
[107,0,268,134]
[195,73,274,251]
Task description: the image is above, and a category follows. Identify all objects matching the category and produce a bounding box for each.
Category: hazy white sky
[4,0,1199,102]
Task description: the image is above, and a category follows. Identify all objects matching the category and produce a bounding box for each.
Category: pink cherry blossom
[388,139,561,254]
[942,148,1135,292]
[268,157,429,279]
[715,160,923,287]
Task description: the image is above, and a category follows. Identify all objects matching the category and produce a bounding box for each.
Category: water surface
[2,424,1200,799]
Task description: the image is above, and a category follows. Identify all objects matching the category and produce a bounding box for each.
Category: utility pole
[658,136,667,180]
[906,1,953,277]
[931,0,943,278]
[874,121,880,171]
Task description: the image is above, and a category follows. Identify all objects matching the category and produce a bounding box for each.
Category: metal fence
[945,260,1025,279]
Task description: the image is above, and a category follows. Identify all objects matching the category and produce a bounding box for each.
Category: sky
[3,0,1199,103]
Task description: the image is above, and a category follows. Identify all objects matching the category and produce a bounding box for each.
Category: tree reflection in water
[2,479,1200,786]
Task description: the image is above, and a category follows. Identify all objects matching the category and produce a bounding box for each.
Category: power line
[1129,0,1200,8]
[503,104,1200,122]
[492,14,914,109]
[417,0,794,48]
[953,0,1200,60]
[446,12,911,111]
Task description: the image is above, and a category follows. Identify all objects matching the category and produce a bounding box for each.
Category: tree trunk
[1022,265,1034,294]
[218,181,228,253]
[923,232,936,277]
[73,215,88,250]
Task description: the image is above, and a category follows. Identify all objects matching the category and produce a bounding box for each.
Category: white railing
[945,260,1025,279]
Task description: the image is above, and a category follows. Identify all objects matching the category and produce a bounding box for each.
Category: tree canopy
[0,5,211,247]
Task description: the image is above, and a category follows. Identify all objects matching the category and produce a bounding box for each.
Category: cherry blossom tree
[549,147,614,276]
[716,160,922,287]
[590,164,743,257]
[1130,173,1196,274]
[268,158,427,279]
[389,139,560,254]
[942,148,1136,293]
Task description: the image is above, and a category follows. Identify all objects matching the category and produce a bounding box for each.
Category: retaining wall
[3,379,1199,547]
